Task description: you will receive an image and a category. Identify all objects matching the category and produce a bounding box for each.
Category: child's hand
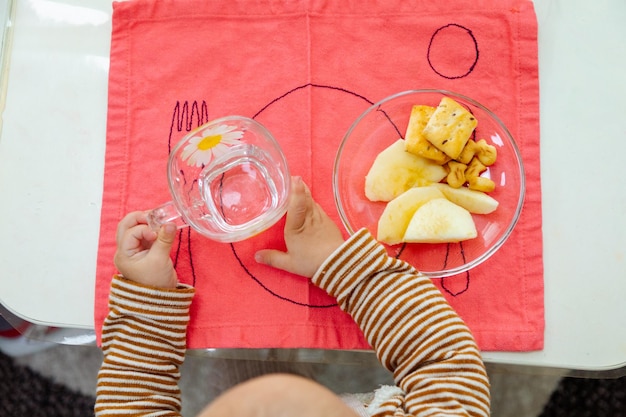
[255,176,345,278]
[114,211,178,289]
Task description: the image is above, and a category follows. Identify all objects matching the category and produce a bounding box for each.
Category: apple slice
[377,186,445,245]
[365,139,447,202]
[403,198,477,243]
[432,183,499,214]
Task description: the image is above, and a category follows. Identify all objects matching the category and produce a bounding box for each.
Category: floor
[11,341,564,417]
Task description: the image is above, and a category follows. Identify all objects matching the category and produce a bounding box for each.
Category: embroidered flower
[181,124,244,167]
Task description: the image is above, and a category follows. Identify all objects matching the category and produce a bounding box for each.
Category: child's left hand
[114,211,179,289]
[255,176,345,278]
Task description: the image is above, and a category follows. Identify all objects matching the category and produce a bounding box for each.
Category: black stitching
[169,100,209,287]
[427,23,479,79]
[441,241,471,296]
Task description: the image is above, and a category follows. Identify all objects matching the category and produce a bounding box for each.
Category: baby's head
[199,373,359,417]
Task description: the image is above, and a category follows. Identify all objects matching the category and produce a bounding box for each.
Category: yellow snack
[423,97,477,159]
[457,139,478,164]
[475,139,497,166]
[445,160,467,188]
[468,176,496,193]
[465,156,487,179]
[404,105,451,164]
[465,156,496,192]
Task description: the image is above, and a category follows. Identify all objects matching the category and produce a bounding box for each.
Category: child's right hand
[255,176,345,278]
[114,211,178,289]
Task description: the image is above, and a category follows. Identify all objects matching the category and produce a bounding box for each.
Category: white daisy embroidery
[181,123,245,167]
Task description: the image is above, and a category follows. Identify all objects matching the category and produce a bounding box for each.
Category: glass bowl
[333,90,525,277]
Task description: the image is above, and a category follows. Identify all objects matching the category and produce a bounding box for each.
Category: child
[95,176,490,417]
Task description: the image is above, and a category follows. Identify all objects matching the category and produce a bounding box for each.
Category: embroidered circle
[427,23,479,79]
[237,83,376,308]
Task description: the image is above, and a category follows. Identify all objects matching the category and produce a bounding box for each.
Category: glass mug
[147,116,291,243]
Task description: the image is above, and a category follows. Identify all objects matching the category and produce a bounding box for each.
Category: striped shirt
[95,228,490,416]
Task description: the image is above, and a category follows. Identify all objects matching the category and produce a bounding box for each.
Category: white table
[0,0,624,373]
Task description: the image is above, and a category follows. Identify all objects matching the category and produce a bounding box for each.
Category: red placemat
[95,0,543,351]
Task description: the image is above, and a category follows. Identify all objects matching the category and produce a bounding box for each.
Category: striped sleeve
[95,275,195,417]
[312,229,491,417]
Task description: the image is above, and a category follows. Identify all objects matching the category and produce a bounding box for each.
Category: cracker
[457,139,478,164]
[423,97,477,159]
[404,105,450,164]
[468,176,495,192]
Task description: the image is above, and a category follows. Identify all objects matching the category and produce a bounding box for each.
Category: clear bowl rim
[333,88,526,278]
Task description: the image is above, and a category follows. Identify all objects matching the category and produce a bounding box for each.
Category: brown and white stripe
[95,276,195,417]
[95,228,489,416]
[313,228,491,417]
